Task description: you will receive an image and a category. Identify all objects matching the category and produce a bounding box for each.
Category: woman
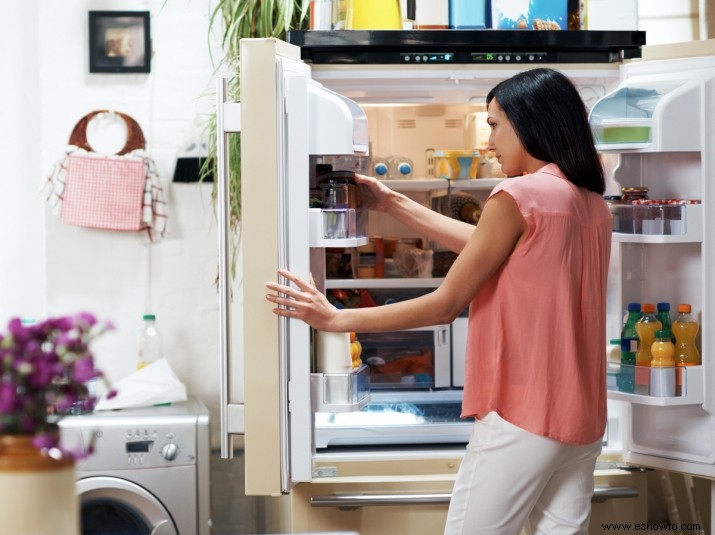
[266,68,612,534]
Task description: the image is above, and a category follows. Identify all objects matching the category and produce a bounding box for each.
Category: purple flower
[0,311,115,455]
[32,431,60,450]
[72,356,100,384]
[27,359,56,389]
[0,383,17,413]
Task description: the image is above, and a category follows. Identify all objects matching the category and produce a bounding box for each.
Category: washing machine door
[77,476,178,535]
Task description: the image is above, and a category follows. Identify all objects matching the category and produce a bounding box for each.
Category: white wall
[638,0,700,44]
[0,0,228,445]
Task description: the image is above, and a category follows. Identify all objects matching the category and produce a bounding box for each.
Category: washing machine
[58,397,211,535]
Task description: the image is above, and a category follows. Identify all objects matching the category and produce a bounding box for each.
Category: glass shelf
[325,278,442,289]
[380,177,505,191]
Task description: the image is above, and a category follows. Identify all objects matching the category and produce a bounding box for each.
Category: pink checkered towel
[62,153,145,231]
[45,147,168,239]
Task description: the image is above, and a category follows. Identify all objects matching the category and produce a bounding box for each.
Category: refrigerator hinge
[223,102,242,133]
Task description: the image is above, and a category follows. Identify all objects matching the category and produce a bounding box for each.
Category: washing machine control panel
[63,423,198,471]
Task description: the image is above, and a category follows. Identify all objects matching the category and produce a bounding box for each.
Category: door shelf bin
[309,208,368,248]
[610,203,702,243]
[607,363,703,406]
[311,364,371,413]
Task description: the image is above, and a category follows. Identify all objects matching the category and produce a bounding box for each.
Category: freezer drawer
[285,459,647,535]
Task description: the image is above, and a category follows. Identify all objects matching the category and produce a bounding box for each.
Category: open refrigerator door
[591,51,715,491]
[217,38,370,495]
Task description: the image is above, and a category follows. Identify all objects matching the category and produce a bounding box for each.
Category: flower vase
[0,435,79,535]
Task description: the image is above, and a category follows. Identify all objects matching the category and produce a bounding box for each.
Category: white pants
[444,412,602,535]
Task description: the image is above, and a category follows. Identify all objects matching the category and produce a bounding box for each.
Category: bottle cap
[677,303,692,313]
[627,303,641,312]
[657,302,670,311]
[641,303,656,313]
[374,162,388,176]
[655,330,671,339]
[143,314,156,321]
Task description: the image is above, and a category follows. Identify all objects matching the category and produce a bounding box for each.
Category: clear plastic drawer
[309,208,368,247]
[311,364,370,413]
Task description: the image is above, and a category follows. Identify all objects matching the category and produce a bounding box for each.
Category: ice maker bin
[589,78,702,152]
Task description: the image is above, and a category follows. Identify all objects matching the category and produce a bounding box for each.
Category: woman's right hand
[354,173,398,213]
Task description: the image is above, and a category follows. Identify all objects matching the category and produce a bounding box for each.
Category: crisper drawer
[357,325,450,390]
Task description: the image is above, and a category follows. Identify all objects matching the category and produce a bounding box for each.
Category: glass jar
[621,186,649,204]
[319,171,359,209]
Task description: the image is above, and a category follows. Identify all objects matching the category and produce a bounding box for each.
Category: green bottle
[618,302,641,393]
[656,302,673,343]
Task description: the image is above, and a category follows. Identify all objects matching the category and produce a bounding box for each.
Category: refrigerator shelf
[611,203,702,244]
[381,178,505,192]
[311,364,371,413]
[325,278,442,289]
[607,363,703,406]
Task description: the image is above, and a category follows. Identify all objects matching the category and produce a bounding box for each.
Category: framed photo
[89,11,151,73]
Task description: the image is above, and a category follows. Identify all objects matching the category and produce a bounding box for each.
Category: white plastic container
[315,331,352,373]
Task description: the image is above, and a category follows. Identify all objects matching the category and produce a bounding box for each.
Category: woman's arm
[266,191,528,332]
[356,174,475,253]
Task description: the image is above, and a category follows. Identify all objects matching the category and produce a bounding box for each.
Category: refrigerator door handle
[217,76,245,457]
[309,486,639,508]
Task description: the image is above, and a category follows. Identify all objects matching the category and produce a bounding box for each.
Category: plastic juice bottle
[650,329,676,397]
[673,304,700,366]
[635,304,662,395]
[618,302,641,393]
[651,330,675,367]
[656,302,673,342]
[635,304,662,366]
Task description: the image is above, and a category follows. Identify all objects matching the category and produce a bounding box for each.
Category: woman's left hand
[266,269,340,331]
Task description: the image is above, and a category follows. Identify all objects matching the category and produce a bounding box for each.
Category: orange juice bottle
[673,304,700,366]
[634,304,661,395]
[635,304,662,366]
[651,330,675,367]
[650,329,676,397]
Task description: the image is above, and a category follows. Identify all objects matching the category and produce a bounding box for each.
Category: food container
[434,150,480,180]
[315,331,352,373]
[491,0,567,29]
[319,171,359,209]
[449,0,487,28]
[592,118,653,145]
[345,0,402,29]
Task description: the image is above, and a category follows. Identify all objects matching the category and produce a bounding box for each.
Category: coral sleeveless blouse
[461,164,612,445]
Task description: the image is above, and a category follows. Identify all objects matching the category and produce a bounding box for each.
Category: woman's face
[486,99,529,177]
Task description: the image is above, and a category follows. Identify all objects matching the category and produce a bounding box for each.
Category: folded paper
[94,358,187,411]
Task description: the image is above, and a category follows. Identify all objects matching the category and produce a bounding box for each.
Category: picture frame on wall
[88,11,151,73]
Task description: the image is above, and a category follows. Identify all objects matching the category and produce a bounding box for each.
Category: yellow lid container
[434,150,480,179]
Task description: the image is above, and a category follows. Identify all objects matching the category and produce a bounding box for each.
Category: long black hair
[486,68,605,194]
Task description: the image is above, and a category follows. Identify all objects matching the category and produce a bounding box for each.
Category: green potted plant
[204,0,311,236]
